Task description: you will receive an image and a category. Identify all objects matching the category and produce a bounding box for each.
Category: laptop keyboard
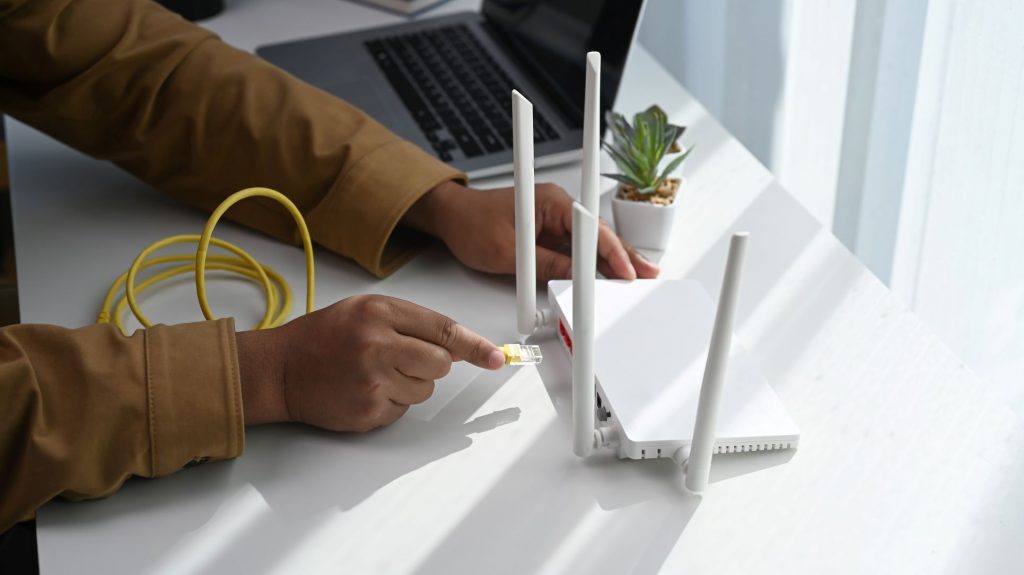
[365,24,559,162]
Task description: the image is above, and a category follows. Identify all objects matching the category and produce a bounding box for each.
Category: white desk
[10,0,1024,573]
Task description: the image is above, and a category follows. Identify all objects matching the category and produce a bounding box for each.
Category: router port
[558,320,573,354]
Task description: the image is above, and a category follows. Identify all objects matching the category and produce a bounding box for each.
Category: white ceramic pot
[610,178,683,250]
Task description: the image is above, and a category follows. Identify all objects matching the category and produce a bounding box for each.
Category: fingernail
[617,252,636,279]
[488,349,506,369]
[636,250,659,270]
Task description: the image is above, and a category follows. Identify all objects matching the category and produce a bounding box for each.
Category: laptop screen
[482,0,646,130]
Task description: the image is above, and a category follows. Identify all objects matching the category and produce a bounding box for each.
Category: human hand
[236,295,505,431]
[403,180,660,281]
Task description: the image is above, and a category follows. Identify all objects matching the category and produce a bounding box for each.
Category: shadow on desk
[39,296,794,575]
[412,379,700,574]
[37,344,785,575]
[38,361,518,564]
[36,212,800,573]
[412,341,791,575]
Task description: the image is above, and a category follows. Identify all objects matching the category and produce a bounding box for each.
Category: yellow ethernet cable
[97,187,315,335]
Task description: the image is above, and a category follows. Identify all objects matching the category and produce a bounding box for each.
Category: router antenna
[571,203,598,458]
[513,90,537,337]
[581,52,601,216]
[568,51,602,458]
[685,232,750,493]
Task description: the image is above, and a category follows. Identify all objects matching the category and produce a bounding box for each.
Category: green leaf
[634,117,647,153]
[605,111,632,143]
[602,173,645,188]
[633,110,646,135]
[655,146,692,184]
[642,110,659,160]
[602,138,643,170]
[631,123,654,182]
[653,114,665,165]
[660,125,678,158]
[602,141,643,182]
[645,105,668,126]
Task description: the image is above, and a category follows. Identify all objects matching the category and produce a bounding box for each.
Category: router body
[548,279,800,461]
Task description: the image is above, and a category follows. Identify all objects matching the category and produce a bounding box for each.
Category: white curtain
[891,0,1024,409]
[640,0,1024,411]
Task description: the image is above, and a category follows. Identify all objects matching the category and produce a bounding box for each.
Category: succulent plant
[602,105,691,194]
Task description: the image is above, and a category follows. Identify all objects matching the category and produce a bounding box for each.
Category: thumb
[536,246,573,281]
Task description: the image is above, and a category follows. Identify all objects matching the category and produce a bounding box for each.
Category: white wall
[834,0,928,284]
[641,0,1024,412]
[892,0,1024,410]
[638,0,856,230]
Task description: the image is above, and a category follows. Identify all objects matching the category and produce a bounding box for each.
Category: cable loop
[99,188,315,334]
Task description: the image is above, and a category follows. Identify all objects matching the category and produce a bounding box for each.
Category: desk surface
[10,0,1024,573]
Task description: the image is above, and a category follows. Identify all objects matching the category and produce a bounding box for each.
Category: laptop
[256,0,648,178]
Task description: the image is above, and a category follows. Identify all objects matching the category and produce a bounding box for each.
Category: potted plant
[603,105,691,250]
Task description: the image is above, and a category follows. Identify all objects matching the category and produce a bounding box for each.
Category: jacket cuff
[305,139,466,278]
[144,319,244,476]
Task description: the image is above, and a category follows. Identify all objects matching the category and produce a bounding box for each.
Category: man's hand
[236,295,505,430]
[403,181,660,281]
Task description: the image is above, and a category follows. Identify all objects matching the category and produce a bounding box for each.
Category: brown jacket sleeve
[0,0,465,278]
[0,0,463,529]
[0,320,243,531]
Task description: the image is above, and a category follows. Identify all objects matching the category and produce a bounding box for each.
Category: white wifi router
[547,279,800,460]
[512,52,799,493]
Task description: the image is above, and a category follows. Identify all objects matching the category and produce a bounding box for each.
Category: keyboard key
[451,128,483,157]
[479,129,504,153]
[536,115,558,141]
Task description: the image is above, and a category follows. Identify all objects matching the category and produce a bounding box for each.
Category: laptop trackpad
[323,80,403,127]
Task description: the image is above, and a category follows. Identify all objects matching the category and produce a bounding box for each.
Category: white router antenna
[571,202,599,458]
[683,232,750,493]
[581,51,601,215]
[569,51,603,458]
[511,90,555,337]
[512,90,537,338]
[559,51,762,493]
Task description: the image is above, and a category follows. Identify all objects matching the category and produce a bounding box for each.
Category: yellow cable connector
[98,187,315,335]
[501,343,543,365]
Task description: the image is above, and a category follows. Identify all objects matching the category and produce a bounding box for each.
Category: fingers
[536,245,573,281]
[388,299,504,370]
[596,220,637,280]
[626,243,661,278]
[615,236,660,278]
[387,371,436,406]
[391,335,453,380]
[375,401,410,430]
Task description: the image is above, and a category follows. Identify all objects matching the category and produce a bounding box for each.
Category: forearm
[0,0,465,277]
[401,179,466,239]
